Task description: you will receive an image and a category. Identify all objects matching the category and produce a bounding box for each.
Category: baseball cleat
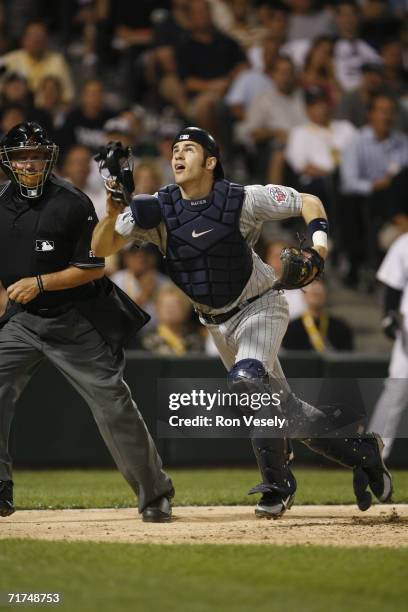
[254,491,295,519]
[142,490,174,523]
[249,470,297,520]
[0,480,15,517]
[364,433,393,503]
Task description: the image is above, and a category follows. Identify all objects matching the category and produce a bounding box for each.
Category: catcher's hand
[272,246,324,290]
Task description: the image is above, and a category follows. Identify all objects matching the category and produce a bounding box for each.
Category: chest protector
[157,179,253,309]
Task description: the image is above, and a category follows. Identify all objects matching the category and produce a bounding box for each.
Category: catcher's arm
[300,193,328,260]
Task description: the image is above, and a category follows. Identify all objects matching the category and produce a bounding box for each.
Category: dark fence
[10,352,408,469]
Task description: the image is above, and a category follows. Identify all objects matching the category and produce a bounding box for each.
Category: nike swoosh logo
[192,228,214,238]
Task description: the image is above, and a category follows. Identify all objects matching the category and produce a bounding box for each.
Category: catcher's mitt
[272,246,324,290]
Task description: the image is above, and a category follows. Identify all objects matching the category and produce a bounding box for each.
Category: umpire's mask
[0,121,59,199]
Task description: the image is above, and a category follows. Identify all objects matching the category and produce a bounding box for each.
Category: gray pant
[0,308,173,512]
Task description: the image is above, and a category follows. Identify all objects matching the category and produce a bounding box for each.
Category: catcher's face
[172,141,215,186]
[8,147,49,188]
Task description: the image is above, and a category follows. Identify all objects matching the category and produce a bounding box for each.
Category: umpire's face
[9,147,48,188]
[172,140,217,186]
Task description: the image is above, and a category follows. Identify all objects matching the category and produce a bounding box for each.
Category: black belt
[23,302,75,318]
[198,294,260,325]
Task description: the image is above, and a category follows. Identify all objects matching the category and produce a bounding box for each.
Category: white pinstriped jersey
[377,233,408,331]
[115,184,303,315]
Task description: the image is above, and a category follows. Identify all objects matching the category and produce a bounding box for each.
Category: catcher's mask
[0,121,59,199]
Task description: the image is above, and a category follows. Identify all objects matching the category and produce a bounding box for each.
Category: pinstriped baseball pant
[206,289,290,388]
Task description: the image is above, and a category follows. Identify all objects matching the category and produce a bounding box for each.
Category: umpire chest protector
[157,179,253,308]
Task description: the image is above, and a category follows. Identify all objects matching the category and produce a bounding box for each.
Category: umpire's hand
[7,277,40,304]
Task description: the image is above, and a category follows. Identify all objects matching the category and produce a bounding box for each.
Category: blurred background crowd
[0,0,407,356]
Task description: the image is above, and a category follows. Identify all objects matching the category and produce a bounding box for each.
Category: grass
[3,469,408,612]
[0,541,407,612]
[11,468,408,510]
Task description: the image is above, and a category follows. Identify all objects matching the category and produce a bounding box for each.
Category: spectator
[380,39,408,99]
[152,0,191,117]
[0,104,26,137]
[133,160,164,196]
[247,1,289,71]
[245,57,306,180]
[340,94,408,285]
[282,280,354,352]
[60,144,106,221]
[341,94,408,197]
[300,36,341,106]
[0,21,74,104]
[333,1,380,91]
[224,0,266,50]
[264,239,306,320]
[246,56,306,147]
[286,0,336,42]
[360,0,401,51]
[336,60,408,132]
[225,36,279,122]
[95,0,161,102]
[111,244,168,333]
[0,71,33,107]
[245,55,306,181]
[175,0,247,137]
[35,75,68,132]
[334,61,384,128]
[286,87,356,196]
[141,283,205,355]
[59,79,116,153]
[0,71,53,133]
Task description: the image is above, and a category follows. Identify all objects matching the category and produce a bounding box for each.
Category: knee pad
[227,359,269,395]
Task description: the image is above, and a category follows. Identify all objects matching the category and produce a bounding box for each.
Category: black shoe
[254,489,296,519]
[142,492,173,523]
[364,433,393,503]
[0,480,15,517]
[249,472,297,520]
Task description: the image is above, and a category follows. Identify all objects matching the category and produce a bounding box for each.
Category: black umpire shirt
[0,175,105,310]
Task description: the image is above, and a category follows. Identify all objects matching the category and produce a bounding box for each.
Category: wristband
[308,218,328,250]
[36,275,44,293]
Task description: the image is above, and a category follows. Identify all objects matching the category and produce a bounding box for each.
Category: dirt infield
[1,505,408,547]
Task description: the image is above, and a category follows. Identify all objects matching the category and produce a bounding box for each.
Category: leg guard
[302,433,393,510]
[249,438,297,518]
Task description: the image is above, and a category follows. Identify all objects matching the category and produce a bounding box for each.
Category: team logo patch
[268,185,288,203]
[35,240,55,252]
[178,134,190,140]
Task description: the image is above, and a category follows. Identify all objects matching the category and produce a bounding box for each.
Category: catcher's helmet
[0,121,59,198]
[172,126,224,179]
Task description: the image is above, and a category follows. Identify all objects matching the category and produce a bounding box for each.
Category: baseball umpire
[0,122,174,522]
[92,126,392,518]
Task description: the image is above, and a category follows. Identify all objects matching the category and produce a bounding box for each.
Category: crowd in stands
[0,0,407,355]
